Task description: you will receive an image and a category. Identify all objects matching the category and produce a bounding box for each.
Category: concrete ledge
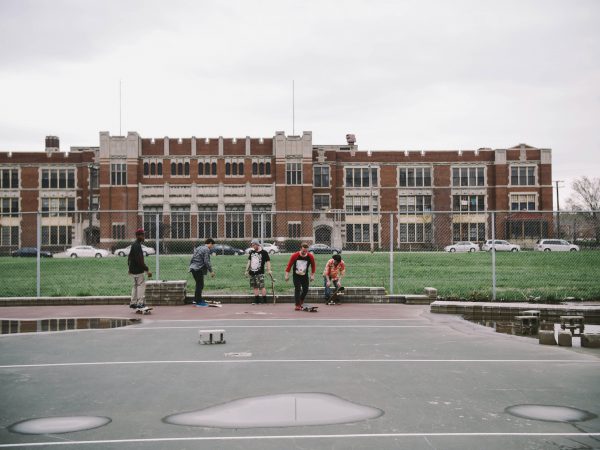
[539,330,557,345]
[557,331,573,347]
[581,333,600,348]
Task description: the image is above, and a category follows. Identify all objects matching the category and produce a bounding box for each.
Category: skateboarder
[284,242,316,311]
[323,254,346,304]
[128,228,152,310]
[245,239,272,304]
[189,238,216,306]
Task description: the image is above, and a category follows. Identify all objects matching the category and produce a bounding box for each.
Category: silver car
[444,241,480,253]
[482,240,521,252]
[534,239,580,252]
[66,246,111,258]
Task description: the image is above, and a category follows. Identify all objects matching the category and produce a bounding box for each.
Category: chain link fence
[1,209,599,300]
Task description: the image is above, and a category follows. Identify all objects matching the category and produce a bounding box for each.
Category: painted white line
[123,325,437,330]
[1,359,598,369]
[0,432,599,447]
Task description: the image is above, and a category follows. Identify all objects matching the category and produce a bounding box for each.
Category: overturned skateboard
[302,304,319,312]
[207,301,222,308]
[327,286,345,305]
[135,306,153,315]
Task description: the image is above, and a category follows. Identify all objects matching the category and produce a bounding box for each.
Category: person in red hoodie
[284,242,316,310]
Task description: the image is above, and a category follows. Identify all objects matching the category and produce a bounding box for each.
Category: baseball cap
[135,228,145,235]
[251,239,260,245]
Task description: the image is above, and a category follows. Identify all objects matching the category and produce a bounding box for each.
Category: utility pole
[554,180,563,238]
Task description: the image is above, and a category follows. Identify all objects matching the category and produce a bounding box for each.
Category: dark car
[210,244,245,256]
[11,247,53,257]
[308,244,342,255]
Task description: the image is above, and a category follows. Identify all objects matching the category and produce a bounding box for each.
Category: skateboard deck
[135,306,153,315]
[302,304,318,312]
[268,272,276,304]
[327,285,345,305]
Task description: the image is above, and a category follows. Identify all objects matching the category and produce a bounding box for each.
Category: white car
[481,240,521,252]
[534,239,580,252]
[244,242,280,255]
[114,244,156,257]
[66,246,111,258]
[444,241,480,253]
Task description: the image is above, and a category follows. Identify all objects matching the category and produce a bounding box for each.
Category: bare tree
[566,176,600,242]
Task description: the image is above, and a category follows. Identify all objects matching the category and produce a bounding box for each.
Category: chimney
[45,136,60,152]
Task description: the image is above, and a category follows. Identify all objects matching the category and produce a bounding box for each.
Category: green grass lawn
[1,252,598,300]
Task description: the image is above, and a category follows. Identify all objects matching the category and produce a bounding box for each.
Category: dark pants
[324,277,340,300]
[191,269,205,303]
[293,273,309,306]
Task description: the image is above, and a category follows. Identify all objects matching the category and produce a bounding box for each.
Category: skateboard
[302,304,319,312]
[327,285,345,305]
[268,272,276,304]
[135,306,153,315]
[207,301,222,308]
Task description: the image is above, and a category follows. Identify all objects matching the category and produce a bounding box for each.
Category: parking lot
[1,304,599,449]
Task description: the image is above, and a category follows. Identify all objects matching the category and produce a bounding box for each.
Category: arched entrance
[314,225,332,246]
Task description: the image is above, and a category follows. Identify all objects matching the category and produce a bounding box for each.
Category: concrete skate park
[1,298,599,449]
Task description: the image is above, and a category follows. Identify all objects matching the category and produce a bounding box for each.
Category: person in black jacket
[128,228,152,309]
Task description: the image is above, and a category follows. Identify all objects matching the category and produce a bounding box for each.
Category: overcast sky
[1,0,598,205]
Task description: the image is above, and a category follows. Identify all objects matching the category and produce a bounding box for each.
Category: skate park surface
[1,304,599,449]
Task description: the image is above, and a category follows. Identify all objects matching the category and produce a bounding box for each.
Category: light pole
[369,164,374,253]
[554,180,563,238]
[88,163,99,244]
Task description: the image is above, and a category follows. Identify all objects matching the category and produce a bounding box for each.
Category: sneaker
[129,304,137,309]
[195,301,209,307]
[136,304,146,310]
[251,302,257,305]
[295,305,302,311]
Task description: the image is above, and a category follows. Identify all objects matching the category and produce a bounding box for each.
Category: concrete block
[539,330,557,345]
[424,287,438,299]
[581,333,600,348]
[557,331,572,347]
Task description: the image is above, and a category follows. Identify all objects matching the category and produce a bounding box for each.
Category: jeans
[323,277,340,300]
[130,273,146,307]
[293,273,309,306]
[191,269,205,303]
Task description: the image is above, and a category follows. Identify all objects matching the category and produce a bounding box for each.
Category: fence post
[155,213,160,279]
[491,211,496,301]
[36,212,41,298]
[389,213,394,295]
[261,213,265,243]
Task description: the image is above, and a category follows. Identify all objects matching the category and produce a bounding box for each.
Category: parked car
[244,242,280,255]
[114,244,156,257]
[534,239,580,252]
[444,241,480,253]
[210,244,245,256]
[65,246,111,258]
[481,240,521,252]
[308,244,342,254]
[11,247,53,258]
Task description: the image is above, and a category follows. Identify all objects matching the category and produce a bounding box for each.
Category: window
[0,198,19,217]
[41,168,75,189]
[345,195,378,214]
[453,223,485,241]
[252,159,271,177]
[286,162,302,184]
[399,223,432,243]
[399,195,432,213]
[112,224,126,240]
[506,220,548,239]
[510,194,536,211]
[170,159,189,177]
[171,206,190,239]
[226,159,244,176]
[252,205,272,238]
[41,225,72,245]
[313,166,330,187]
[346,224,379,243]
[198,160,217,176]
[314,194,330,211]
[198,206,218,239]
[399,167,431,187]
[110,163,127,185]
[288,222,301,238]
[511,166,536,186]
[452,195,485,212]
[143,162,149,176]
[225,205,244,238]
[452,167,485,187]
[0,225,19,246]
[1,168,19,189]
[41,198,75,217]
[143,207,163,239]
[345,167,378,187]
